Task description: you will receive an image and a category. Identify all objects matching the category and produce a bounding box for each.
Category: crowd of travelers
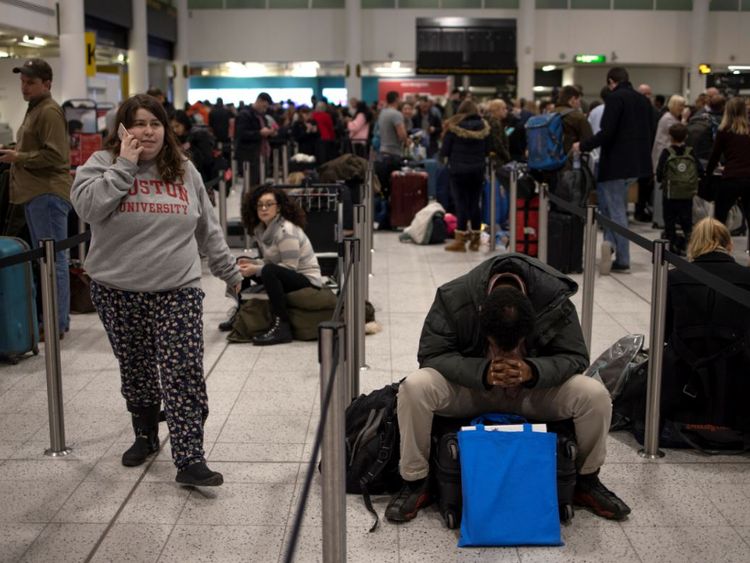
[3,57,749,507]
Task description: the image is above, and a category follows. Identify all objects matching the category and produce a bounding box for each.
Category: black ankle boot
[252,316,293,346]
[122,404,161,467]
[176,461,224,487]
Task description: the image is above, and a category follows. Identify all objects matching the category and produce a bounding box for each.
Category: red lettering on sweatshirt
[150,180,163,195]
[165,182,177,197]
[178,185,189,204]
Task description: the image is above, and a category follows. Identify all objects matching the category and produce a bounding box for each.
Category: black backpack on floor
[345,382,402,531]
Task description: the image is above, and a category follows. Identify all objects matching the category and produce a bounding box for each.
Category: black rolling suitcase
[545,419,578,523]
[429,415,472,529]
[547,210,584,274]
[430,415,578,529]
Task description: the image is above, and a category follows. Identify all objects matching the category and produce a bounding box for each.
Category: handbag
[457,416,562,547]
[69,267,95,314]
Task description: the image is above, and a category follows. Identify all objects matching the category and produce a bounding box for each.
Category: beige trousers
[397,368,612,480]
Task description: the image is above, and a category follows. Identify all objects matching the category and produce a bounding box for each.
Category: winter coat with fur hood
[440,114,490,175]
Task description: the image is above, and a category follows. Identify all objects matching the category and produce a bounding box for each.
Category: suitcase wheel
[560,504,574,523]
[566,441,577,460]
[33,345,39,355]
[446,511,458,530]
[448,443,458,461]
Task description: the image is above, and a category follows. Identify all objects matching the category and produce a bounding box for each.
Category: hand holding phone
[118,123,143,164]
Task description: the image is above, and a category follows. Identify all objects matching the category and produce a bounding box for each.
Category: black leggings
[715,177,750,228]
[450,169,485,231]
[254,263,312,321]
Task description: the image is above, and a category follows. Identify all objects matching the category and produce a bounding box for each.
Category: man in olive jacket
[385,254,631,523]
[0,58,72,335]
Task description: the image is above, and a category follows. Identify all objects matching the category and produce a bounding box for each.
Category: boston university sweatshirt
[72,151,241,293]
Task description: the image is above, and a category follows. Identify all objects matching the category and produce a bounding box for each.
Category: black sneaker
[573,473,631,521]
[252,316,293,346]
[385,479,431,523]
[611,262,630,274]
[176,462,224,487]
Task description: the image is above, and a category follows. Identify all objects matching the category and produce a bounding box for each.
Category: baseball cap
[13,58,53,82]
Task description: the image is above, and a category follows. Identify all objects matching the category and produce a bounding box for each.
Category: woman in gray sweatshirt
[71,94,242,487]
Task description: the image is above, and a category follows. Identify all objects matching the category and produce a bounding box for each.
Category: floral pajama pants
[91,281,208,470]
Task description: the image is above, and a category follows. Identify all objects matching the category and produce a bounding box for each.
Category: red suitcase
[390,171,428,227]
[516,196,539,256]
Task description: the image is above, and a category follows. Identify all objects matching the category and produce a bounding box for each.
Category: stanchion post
[318,321,347,563]
[343,237,361,402]
[272,148,280,183]
[581,205,597,353]
[366,164,374,277]
[353,205,368,370]
[231,148,238,189]
[259,154,266,184]
[509,166,518,252]
[639,239,669,460]
[242,161,251,197]
[77,217,87,264]
[538,182,549,263]
[218,173,228,239]
[40,239,72,457]
[489,159,497,252]
[282,144,289,183]
[337,201,345,289]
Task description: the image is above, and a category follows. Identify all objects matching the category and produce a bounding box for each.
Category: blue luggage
[482,178,509,227]
[0,237,39,363]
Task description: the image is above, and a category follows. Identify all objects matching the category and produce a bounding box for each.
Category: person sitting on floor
[237,186,322,345]
[385,254,631,523]
[662,217,750,440]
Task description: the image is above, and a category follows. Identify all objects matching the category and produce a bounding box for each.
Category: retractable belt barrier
[542,188,750,460]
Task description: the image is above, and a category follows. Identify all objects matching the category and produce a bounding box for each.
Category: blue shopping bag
[457,422,562,547]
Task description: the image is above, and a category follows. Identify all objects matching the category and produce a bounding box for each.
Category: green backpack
[664,146,699,200]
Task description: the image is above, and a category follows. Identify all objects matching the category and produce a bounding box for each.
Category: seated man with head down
[386,254,631,523]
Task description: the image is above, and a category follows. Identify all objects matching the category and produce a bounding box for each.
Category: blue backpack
[525,109,573,171]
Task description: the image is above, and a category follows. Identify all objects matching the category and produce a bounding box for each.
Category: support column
[689,0,710,103]
[173,0,189,109]
[128,0,149,96]
[59,0,88,101]
[516,0,535,101]
[345,0,362,101]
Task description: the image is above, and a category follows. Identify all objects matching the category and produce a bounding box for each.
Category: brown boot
[444,230,468,252]
[468,231,481,251]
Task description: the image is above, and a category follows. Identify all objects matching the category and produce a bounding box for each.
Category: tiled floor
[1,220,749,563]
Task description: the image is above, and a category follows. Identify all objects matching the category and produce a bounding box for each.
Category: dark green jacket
[417,254,589,390]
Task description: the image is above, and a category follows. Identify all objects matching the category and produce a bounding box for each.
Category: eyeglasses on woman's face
[257,201,278,210]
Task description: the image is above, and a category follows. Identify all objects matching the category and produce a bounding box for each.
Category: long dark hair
[356,101,373,124]
[104,94,186,182]
[241,185,307,232]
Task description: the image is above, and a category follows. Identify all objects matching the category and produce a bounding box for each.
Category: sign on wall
[85,32,97,77]
[377,79,450,102]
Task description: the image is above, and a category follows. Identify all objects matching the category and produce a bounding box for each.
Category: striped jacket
[253,215,322,287]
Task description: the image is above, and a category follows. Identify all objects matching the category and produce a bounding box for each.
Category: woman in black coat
[662,217,750,436]
[440,100,490,252]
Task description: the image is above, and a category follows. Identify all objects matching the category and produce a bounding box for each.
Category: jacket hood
[461,254,579,315]
[447,116,491,140]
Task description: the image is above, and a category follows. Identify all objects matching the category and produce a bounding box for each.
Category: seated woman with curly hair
[240,186,322,345]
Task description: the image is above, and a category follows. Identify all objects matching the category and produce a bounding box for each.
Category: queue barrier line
[544,190,750,309]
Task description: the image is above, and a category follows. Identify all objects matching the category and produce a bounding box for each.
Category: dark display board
[416,18,516,76]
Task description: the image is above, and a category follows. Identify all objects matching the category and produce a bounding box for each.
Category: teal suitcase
[0,237,39,363]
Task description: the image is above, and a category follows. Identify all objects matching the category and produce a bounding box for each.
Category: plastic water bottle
[573,152,581,170]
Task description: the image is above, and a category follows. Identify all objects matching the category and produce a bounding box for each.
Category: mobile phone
[117,123,128,140]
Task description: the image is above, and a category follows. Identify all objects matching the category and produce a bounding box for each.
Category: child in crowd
[656,122,703,254]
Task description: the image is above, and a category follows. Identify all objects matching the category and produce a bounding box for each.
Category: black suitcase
[429,416,472,529]
[429,416,578,529]
[545,419,578,523]
[547,210,584,274]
